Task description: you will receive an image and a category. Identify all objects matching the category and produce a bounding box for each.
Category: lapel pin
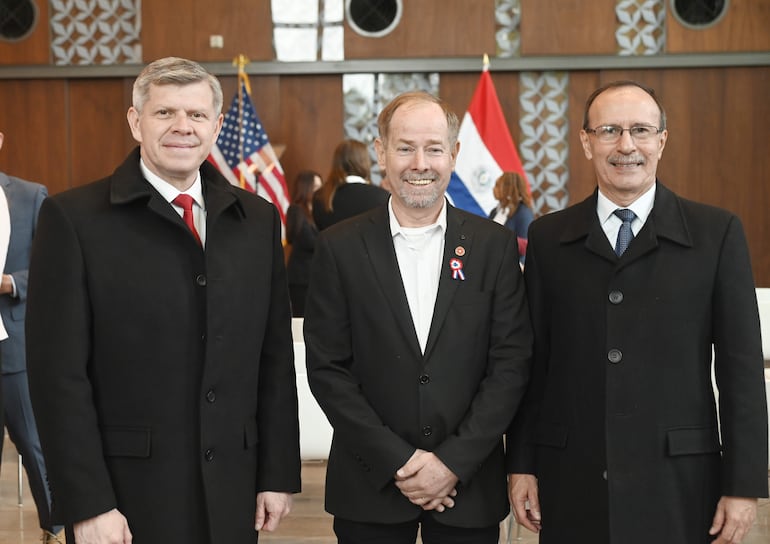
[455,246,465,257]
[449,258,465,281]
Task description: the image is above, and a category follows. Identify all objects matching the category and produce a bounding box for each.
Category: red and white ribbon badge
[449,258,465,281]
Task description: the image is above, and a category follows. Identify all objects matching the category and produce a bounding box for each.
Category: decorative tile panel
[343,73,439,185]
[519,72,570,215]
[495,0,522,57]
[615,0,666,55]
[50,0,141,65]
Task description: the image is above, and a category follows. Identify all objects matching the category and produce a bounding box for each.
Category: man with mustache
[26,57,301,544]
[304,91,533,543]
[506,80,768,543]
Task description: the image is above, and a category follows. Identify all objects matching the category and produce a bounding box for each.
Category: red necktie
[172,194,202,246]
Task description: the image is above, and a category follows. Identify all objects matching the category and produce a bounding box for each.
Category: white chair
[292,318,333,460]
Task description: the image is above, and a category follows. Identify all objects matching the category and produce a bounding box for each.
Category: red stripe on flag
[466,70,528,185]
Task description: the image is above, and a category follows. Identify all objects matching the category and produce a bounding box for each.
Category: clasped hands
[394,449,459,512]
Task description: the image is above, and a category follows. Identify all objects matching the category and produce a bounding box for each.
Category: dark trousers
[334,514,499,544]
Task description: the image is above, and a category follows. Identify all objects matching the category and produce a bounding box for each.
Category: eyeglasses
[584,124,663,143]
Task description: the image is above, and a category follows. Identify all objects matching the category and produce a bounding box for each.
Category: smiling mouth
[404,178,434,186]
[610,160,644,167]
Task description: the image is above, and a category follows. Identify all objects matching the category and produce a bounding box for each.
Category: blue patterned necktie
[613,208,636,256]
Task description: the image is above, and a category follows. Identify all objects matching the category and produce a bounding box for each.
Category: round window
[346,0,403,38]
[0,0,38,41]
[670,0,729,29]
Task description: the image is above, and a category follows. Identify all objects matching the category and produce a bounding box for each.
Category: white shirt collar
[389,198,448,238]
[345,175,368,184]
[597,183,656,227]
[140,158,204,209]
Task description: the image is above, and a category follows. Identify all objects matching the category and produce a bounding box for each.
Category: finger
[255,507,266,531]
[710,506,726,535]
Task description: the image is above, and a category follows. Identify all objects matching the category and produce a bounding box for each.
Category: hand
[73,508,132,544]
[709,496,757,543]
[395,449,459,512]
[255,491,293,532]
[508,473,541,533]
[0,274,13,296]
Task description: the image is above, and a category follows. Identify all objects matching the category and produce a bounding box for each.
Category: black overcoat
[507,183,768,543]
[26,148,301,543]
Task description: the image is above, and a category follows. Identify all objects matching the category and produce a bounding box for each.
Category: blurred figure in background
[0,132,58,542]
[489,171,533,267]
[286,170,322,317]
[313,139,388,230]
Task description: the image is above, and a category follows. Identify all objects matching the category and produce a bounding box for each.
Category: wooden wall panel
[275,75,343,187]
[0,80,67,194]
[192,0,273,62]
[142,0,273,62]
[667,0,770,53]
[0,0,49,65]
[344,0,496,59]
[141,0,197,61]
[68,79,134,189]
[520,0,617,56]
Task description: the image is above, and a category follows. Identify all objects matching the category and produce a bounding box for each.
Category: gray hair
[132,57,223,114]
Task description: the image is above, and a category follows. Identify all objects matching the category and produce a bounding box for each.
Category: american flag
[208,82,289,226]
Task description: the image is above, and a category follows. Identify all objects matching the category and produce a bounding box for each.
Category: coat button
[608,290,624,304]
[196,274,207,286]
[205,389,216,403]
[419,374,430,385]
[607,349,623,364]
[422,425,433,437]
[204,448,215,462]
[602,470,608,480]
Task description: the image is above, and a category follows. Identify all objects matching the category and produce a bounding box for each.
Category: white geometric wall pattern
[519,72,570,216]
[343,73,439,185]
[615,0,666,55]
[271,0,344,61]
[495,0,522,57]
[50,0,141,65]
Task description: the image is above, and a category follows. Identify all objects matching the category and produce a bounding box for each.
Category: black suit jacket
[506,182,768,543]
[26,148,301,543]
[304,203,532,528]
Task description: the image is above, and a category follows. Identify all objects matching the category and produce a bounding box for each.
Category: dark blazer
[0,173,46,374]
[506,182,768,544]
[312,182,389,230]
[304,203,532,529]
[26,148,301,544]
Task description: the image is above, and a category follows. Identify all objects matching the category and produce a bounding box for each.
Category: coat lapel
[423,206,466,360]
[561,183,694,268]
[360,207,423,356]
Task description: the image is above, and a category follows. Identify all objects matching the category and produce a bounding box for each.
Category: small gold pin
[455,246,466,257]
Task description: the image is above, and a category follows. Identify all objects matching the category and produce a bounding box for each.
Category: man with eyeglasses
[506,80,768,543]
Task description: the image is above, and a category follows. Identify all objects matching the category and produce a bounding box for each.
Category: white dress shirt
[389,199,447,354]
[141,159,207,246]
[597,184,656,249]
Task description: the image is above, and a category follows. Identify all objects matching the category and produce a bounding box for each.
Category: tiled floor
[0,441,767,543]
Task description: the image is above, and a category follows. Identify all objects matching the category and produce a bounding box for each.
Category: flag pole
[233,54,250,189]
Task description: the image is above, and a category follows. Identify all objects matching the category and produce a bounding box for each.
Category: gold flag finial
[482,53,490,72]
[232,55,252,94]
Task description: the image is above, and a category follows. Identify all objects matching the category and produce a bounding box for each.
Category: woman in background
[489,171,534,266]
[313,139,388,230]
[286,170,322,317]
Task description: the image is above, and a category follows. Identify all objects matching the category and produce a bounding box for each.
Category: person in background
[506,80,768,544]
[26,57,300,544]
[312,138,388,230]
[304,91,532,544]
[0,131,62,543]
[489,171,534,266]
[286,170,322,317]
